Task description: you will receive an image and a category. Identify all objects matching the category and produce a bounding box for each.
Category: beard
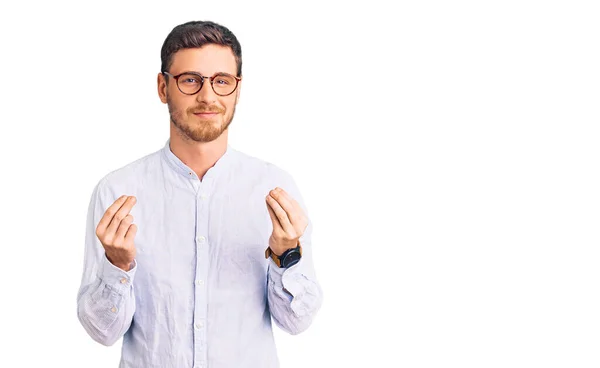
[168,96,236,143]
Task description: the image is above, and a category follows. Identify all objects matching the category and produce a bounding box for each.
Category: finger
[266,198,284,232]
[97,195,128,234]
[124,223,138,244]
[266,193,295,235]
[106,196,137,236]
[274,188,304,222]
[274,188,309,236]
[270,188,301,226]
[113,214,134,244]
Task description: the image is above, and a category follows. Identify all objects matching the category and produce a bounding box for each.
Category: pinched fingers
[113,214,134,246]
[268,188,308,232]
[96,195,128,235]
[106,196,137,235]
[96,196,137,246]
[266,192,295,235]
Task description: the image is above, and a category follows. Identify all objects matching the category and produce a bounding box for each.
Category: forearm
[267,257,323,335]
[77,254,136,346]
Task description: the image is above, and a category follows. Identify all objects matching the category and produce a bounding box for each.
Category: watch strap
[265,242,302,268]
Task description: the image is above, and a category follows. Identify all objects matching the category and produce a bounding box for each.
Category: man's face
[158,45,241,142]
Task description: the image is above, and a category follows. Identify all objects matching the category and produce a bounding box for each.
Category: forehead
[169,44,237,75]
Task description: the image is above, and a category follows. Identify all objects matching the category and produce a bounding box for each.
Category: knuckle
[102,234,113,245]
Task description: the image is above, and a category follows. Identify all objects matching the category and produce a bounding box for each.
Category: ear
[157,73,168,104]
[234,78,242,104]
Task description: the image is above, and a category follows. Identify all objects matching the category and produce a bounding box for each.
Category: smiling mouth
[193,112,219,117]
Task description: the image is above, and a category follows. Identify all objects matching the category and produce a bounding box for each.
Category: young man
[77,20,323,368]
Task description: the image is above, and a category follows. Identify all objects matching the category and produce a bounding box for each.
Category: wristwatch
[265,242,303,268]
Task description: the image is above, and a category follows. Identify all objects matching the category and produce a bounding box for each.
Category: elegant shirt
[77,140,323,368]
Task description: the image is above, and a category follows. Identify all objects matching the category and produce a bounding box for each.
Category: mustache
[190,105,224,114]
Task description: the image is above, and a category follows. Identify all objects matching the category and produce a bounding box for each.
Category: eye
[214,78,230,85]
[177,73,202,85]
[182,77,199,84]
[213,74,235,86]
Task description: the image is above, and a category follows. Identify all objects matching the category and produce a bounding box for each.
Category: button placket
[193,179,212,365]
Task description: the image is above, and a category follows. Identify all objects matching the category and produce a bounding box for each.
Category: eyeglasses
[162,71,241,96]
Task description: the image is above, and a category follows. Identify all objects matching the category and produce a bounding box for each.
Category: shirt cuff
[268,257,308,297]
[99,254,137,295]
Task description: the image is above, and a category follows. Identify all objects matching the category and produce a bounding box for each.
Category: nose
[195,78,217,104]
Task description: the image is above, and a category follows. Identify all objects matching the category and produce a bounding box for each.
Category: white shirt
[77,140,323,368]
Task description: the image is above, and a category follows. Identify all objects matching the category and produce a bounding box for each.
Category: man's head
[157,21,242,143]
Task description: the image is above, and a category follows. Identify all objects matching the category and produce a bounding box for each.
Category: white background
[0,0,599,367]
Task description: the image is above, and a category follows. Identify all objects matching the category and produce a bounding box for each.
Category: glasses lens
[177,73,202,94]
[211,74,237,96]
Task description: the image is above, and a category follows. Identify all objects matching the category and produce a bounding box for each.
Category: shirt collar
[161,139,235,181]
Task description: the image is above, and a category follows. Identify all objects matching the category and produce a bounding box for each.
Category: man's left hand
[265,187,308,256]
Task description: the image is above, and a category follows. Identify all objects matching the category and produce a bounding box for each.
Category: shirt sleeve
[76,179,137,346]
[267,172,323,335]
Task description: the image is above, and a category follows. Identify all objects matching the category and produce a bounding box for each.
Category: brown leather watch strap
[264,247,282,267]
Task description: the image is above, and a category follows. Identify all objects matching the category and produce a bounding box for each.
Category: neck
[169,123,229,181]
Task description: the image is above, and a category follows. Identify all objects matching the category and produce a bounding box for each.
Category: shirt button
[195,322,203,329]
[120,278,128,284]
[197,236,206,243]
[111,306,118,313]
[195,280,204,286]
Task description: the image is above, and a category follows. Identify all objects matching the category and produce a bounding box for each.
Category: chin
[189,128,225,143]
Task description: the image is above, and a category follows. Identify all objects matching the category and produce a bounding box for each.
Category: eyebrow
[179,71,235,77]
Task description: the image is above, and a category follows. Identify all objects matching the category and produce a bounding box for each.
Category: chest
[127,182,272,289]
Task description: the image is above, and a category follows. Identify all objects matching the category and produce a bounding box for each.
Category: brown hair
[160,20,242,76]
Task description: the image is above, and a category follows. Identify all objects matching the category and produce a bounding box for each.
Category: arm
[76,181,137,346]
[266,174,323,335]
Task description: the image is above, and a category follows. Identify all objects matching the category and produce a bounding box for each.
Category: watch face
[282,251,301,268]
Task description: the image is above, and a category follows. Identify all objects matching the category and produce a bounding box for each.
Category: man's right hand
[96,195,138,271]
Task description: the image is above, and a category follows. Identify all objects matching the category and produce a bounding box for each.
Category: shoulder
[93,147,163,195]
[230,148,296,183]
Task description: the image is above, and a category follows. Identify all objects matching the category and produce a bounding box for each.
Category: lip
[193,112,219,117]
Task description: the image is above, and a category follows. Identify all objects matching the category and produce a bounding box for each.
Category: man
[77,20,323,368]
